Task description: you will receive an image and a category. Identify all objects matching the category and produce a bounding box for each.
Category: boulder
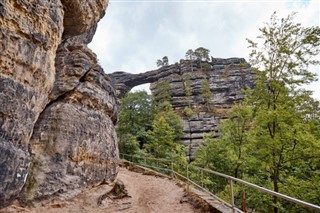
[0,0,119,208]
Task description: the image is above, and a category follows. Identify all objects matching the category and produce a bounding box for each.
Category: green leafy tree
[192,12,320,212]
[192,133,233,192]
[192,47,211,70]
[156,56,169,67]
[145,116,174,158]
[117,91,155,152]
[245,12,320,212]
[219,103,253,179]
[118,133,140,155]
[156,59,163,67]
[185,49,195,60]
[200,78,212,110]
[145,115,185,159]
[152,81,172,103]
[185,49,196,72]
[154,101,184,141]
[183,74,192,107]
[162,56,169,66]
[194,47,210,61]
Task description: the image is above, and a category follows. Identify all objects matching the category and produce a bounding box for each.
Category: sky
[89,0,320,99]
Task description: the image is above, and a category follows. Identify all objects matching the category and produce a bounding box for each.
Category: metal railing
[119,153,320,213]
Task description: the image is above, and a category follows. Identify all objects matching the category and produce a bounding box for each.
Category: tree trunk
[273,169,279,213]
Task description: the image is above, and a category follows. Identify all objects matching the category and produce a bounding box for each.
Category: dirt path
[1,167,199,213]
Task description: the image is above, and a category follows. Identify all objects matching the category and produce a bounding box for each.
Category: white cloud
[89,0,320,98]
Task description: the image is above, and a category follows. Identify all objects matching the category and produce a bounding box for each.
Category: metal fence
[119,153,320,213]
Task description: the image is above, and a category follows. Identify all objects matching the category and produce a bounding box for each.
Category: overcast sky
[89,0,320,99]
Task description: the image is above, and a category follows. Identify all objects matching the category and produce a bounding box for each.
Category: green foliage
[156,56,169,67]
[155,101,184,141]
[145,115,184,159]
[185,49,195,60]
[156,59,163,67]
[185,47,211,71]
[246,12,320,207]
[183,107,194,119]
[145,116,175,158]
[183,74,192,106]
[192,103,253,189]
[194,47,210,61]
[200,78,212,109]
[219,103,253,178]
[192,133,232,193]
[152,81,172,103]
[117,91,155,153]
[118,133,140,155]
[193,133,232,173]
[192,12,320,212]
[144,101,185,163]
[117,91,185,163]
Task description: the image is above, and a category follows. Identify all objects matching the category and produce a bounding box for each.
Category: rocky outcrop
[61,0,108,38]
[110,65,181,98]
[0,0,64,207]
[110,58,254,158]
[22,65,118,203]
[0,0,118,208]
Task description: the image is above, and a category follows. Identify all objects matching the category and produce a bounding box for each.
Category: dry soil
[1,167,199,213]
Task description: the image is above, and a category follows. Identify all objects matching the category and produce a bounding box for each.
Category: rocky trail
[1,167,201,213]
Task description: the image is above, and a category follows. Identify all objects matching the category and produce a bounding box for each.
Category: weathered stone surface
[49,44,98,101]
[22,65,118,203]
[110,58,255,158]
[0,0,64,207]
[0,0,118,208]
[61,0,108,38]
[20,2,118,204]
[154,59,254,158]
[110,64,181,98]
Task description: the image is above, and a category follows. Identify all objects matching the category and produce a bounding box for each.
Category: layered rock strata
[110,58,254,158]
[0,0,118,208]
[0,0,64,207]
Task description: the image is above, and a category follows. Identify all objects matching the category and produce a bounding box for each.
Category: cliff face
[151,59,254,158]
[110,58,254,158]
[0,0,118,208]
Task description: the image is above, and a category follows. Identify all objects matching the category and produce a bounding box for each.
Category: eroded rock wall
[0,0,64,207]
[110,58,254,159]
[0,0,118,208]
[150,59,254,158]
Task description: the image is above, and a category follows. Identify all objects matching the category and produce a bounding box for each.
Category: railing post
[230,178,235,213]
[242,190,247,213]
[171,162,174,178]
[201,169,204,187]
[187,163,189,192]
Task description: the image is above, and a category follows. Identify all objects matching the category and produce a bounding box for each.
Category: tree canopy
[117,91,155,154]
[156,56,169,67]
[193,12,320,213]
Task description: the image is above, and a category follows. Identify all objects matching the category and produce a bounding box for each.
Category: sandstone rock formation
[110,58,254,158]
[0,0,118,208]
